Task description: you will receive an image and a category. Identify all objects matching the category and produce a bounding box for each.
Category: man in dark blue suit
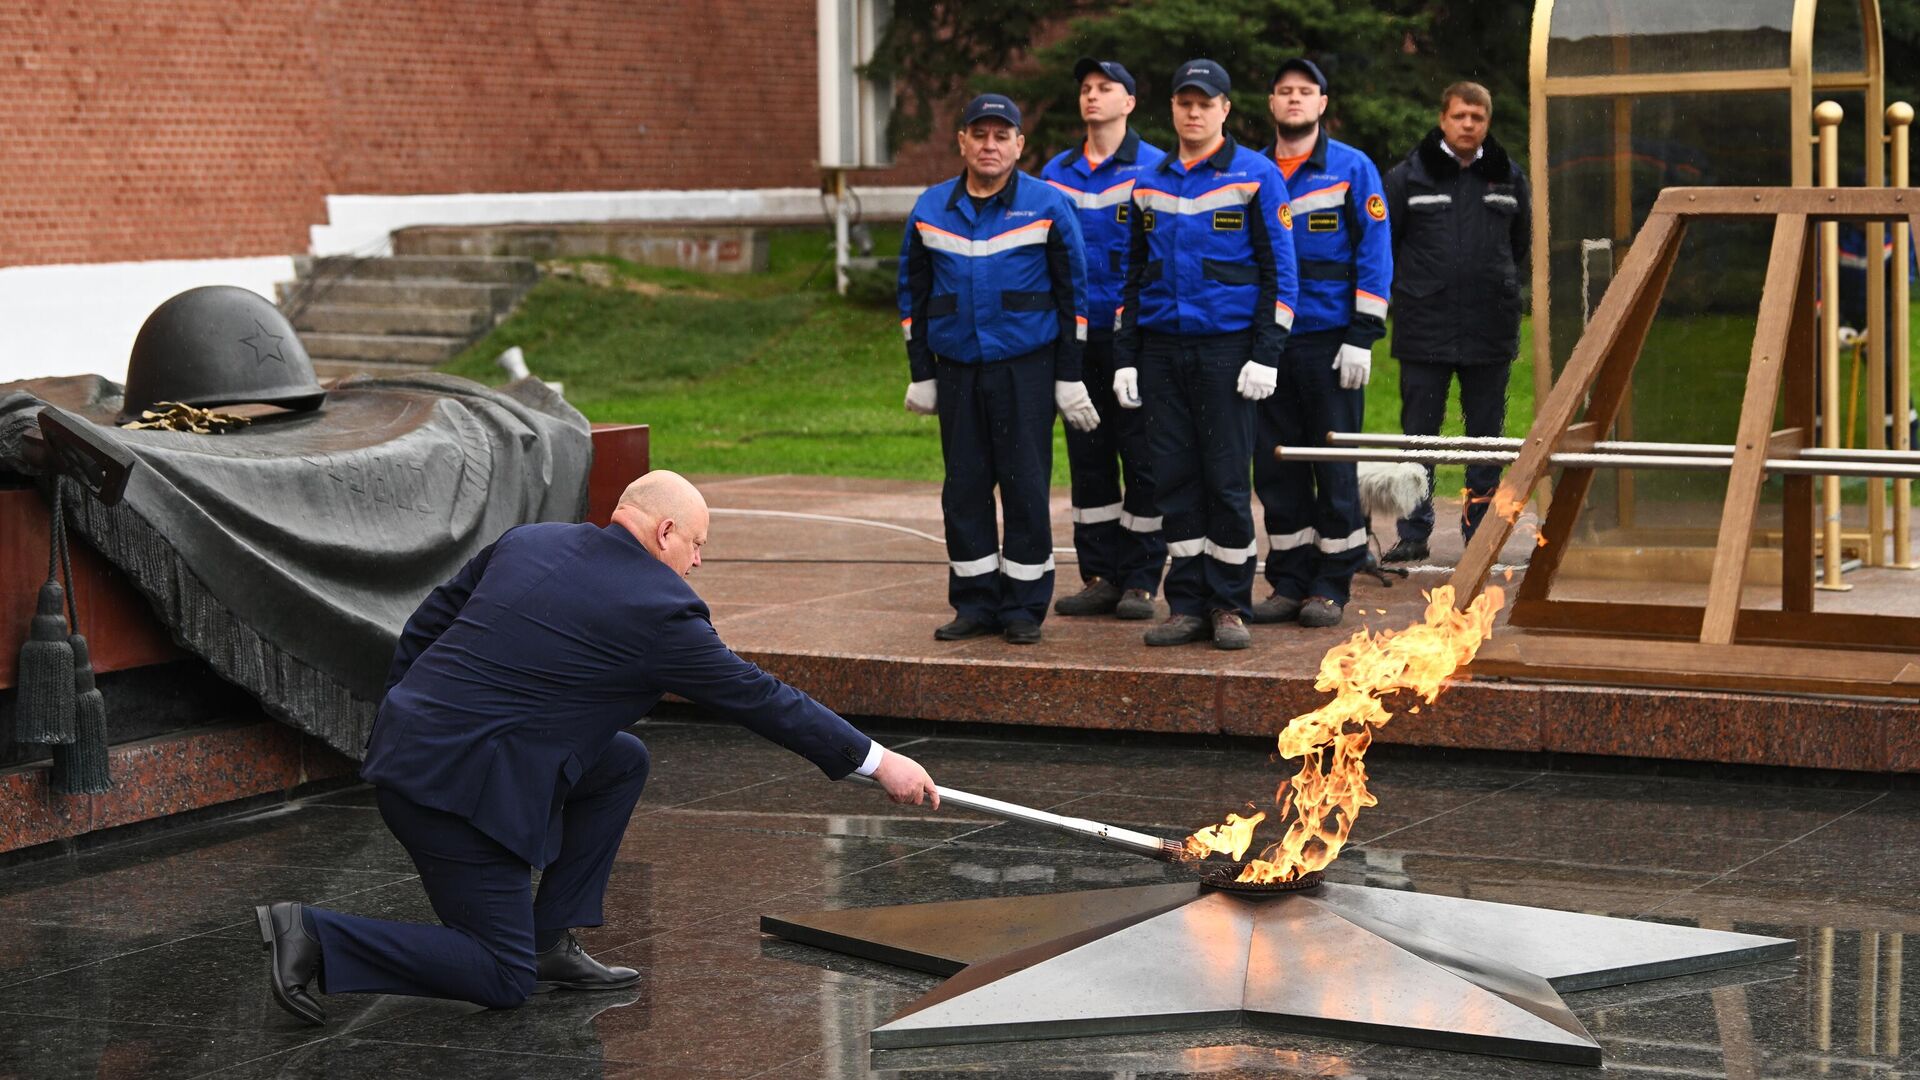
[253,471,939,1025]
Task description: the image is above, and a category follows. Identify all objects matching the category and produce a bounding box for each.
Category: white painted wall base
[0,257,295,385]
[311,186,924,256]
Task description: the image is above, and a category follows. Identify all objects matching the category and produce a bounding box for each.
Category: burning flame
[1185,584,1505,883]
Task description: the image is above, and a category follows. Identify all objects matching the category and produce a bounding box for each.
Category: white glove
[1113,367,1142,409]
[1236,361,1278,401]
[1333,344,1373,390]
[904,379,938,415]
[1055,380,1101,432]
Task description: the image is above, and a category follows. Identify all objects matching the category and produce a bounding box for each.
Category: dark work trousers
[1139,330,1257,618]
[1063,335,1166,595]
[306,731,651,1009]
[937,348,1057,627]
[1253,329,1367,606]
[1395,359,1511,544]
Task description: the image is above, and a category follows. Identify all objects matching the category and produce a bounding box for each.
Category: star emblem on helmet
[239,320,286,366]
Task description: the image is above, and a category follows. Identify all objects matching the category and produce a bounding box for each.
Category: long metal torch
[853,774,1187,862]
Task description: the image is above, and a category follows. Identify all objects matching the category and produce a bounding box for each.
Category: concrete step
[296,254,538,284]
[300,332,469,364]
[279,278,516,312]
[290,303,490,337]
[313,357,440,382]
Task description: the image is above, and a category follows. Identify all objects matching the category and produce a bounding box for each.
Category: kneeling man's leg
[535,731,650,937]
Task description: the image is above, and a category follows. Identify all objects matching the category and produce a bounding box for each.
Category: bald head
[610,470,710,576]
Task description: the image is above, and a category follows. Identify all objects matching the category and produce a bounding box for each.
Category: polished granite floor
[0,716,1915,1079]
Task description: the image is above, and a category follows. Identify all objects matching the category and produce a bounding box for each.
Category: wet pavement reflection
[0,716,1915,1077]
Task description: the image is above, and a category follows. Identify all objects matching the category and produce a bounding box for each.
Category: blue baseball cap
[1172,59,1231,98]
[959,93,1022,130]
[1273,57,1328,93]
[1073,57,1137,96]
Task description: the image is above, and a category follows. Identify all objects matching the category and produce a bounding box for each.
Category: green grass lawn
[443,229,1917,501]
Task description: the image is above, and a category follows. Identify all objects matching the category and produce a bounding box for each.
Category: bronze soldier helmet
[121,286,326,420]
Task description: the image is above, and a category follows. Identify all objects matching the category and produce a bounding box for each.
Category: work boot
[1003,620,1043,645]
[1144,613,1209,646]
[1382,538,1429,564]
[934,616,997,641]
[1054,577,1121,616]
[1246,592,1302,624]
[1211,610,1251,650]
[1299,597,1345,628]
[1114,588,1156,621]
[535,931,640,992]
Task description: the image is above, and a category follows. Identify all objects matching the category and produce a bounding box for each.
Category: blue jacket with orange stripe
[1263,129,1393,348]
[1114,136,1298,368]
[897,170,1089,381]
[1040,130,1166,338]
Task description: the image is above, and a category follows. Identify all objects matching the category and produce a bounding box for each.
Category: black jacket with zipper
[1383,128,1530,366]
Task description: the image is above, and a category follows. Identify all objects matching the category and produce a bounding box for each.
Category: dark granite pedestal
[0,717,1914,1078]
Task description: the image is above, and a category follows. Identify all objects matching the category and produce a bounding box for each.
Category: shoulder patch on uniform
[1366,193,1387,221]
[1279,204,1293,231]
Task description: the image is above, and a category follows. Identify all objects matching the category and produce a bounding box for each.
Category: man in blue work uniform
[1116,60,1299,650]
[1250,57,1392,629]
[899,93,1098,646]
[1043,58,1167,622]
[254,471,940,1025]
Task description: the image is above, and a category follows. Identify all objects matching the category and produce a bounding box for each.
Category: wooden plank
[1701,215,1809,645]
[1656,187,1920,218]
[1507,598,1920,650]
[1470,630,1920,699]
[1767,427,1806,456]
[1510,216,1687,605]
[1782,230,1819,613]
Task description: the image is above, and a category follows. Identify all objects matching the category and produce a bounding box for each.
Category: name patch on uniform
[1307,211,1341,233]
[1141,208,1156,231]
[1115,204,1130,224]
[1212,209,1245,231]
[1366,193,1387,221]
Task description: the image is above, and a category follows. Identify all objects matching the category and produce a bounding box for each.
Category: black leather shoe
[1382,538,1429,564]
[536,931,640,992]
[1003,620,1042,645]
[934,616,997,641]
[256,902,326,1027]
[1053,577,1121,616]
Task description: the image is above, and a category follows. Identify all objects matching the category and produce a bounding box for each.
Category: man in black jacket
[1381,81,1530,563]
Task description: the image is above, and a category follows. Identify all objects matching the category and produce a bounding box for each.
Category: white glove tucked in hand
[1113,367,1142,409]
[1236,361,1278,401]
[904,379,938,415]
[1333,344,1373,390]
[1054,380,1101,432]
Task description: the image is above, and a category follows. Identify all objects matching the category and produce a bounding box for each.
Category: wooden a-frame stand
[1453,187,1920,699]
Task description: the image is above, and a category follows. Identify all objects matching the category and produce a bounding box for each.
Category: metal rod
[1326,431,1920,464]
[1890,103,1916,567]
[1817,102,1850,591]
[1279,445,1920,480]
[851,775,1185,861]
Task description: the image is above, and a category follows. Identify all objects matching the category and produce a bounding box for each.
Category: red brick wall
[0,0,952,267]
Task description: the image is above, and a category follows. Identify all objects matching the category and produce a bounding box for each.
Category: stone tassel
[51,634,111,795]
[13,580,76,746]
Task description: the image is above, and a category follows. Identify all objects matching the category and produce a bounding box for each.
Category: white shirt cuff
[854,740,886,776]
